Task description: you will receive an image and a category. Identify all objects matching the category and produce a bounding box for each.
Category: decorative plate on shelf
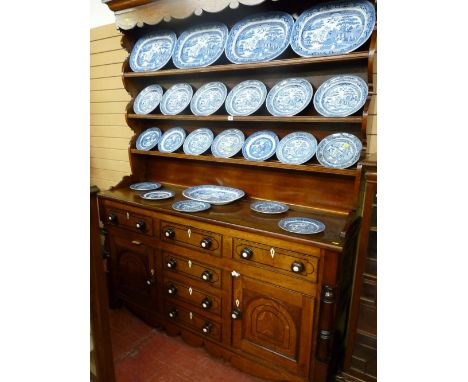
[135,127,162,151]
[183,128,214,155]
[172,200,211,213]
[225,80,267,116]
[250,200,289,214]
[266,78,313,117]
[290,0,376,57]
[140,190,175,200]
[278,217,325,234]
[211,129,245,158]
[129,31,177,72]
[172,22,228,69]
[157,127,186,153]
[316,132,362,169]
[160,83,193,115]
[313,75,368,117]
[276,132,317,165]
[133,85,164,115]
[129,182,161,191]
[183,185,245,205]
[190,82,227,116]
[242,130,279,161]
[225,11,294,64]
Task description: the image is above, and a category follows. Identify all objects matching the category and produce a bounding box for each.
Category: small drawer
[163,252,222,289]
[161,221,222,257]
[165,302,221,342]
[103,205,153,236]
[233,239,319,282]
[163,278,222,316]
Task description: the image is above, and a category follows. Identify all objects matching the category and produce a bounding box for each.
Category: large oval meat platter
[129,31,176,72]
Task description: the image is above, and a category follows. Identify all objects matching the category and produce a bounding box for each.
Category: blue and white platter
[225,11,294,64]
[133,85,164,115]
[160,83,193,115]
[130,31,177,72]
[172,200,211,213]
[211,128,245,158]
[266,78,313,117]
[158,127,186,153]
[316,132,362,169]
[140,190,175,200]
[290,0,376,57]
[314,75,368,117]
[276,132,317,165]
[183,185,245,205]
[242,130,279,161]
[173,22,228,69]
[225,80,267,116]
[278,217,325,235]
[183,128,214,155]
[190,82,227,116]
[136,127,162,151]
[250,200,289,214]
[129,182,161,191]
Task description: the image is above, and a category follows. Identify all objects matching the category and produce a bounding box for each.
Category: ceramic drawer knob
[135,220,146,230]
[200,238,212,249]
[240,247,253,259]
[202,322,213,334]
[201,270,212,281]
[231,308,242,320]
[291,261,304,273]
[201,298,212,309]
[167,285,177,295]
[168,308,178,319]
[164,228,175,238]
[167,259,177,269]
[107,213,117,222]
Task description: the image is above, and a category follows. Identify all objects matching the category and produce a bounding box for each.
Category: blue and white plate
[130,31,177,72]
[314,75,368,117]
[316,132,362,169]
[225,80,267,116]
[242,130,279,161]
[129,182,161,191]
[291,0,376,57]
[250,200,289,214]
[133,85,163,115]
[183,128,214,155]
[172,200,211,213]
[136,127,162,151]
[183,185,245,205]
[140,190,175,200]
[160,83,193,115]
[266,78,313,117]
[211,129,245,158]
[225,11,294,64]
[278,217,325,234]
[158,127,186,153]
[276,132,317,165]
[190,82,227,116]
[173,22,228,69]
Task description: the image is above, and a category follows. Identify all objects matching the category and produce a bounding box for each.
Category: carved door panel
[232,275,315,376]
[109,235,157,309]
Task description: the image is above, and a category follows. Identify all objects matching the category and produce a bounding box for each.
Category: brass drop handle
[200,238,212,249]
[164,228,175,238]
[201,297,212,310]
[240,247,253,260]
[202,322,213,334]
[201,270,212,282]
[107,213,117,223]
[135,220,146,230]
[291,261,305,273]
[231,308,242,320]
[167,259,177,269]
[168,308,178,319]
[167,285,177,295]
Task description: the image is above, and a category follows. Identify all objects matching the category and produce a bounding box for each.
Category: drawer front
[233,239,319,282]
[163,277,222,316]
[164,302,221,342]
[160,220,222,257]
[163,252,222,289]
[103,204,153,236]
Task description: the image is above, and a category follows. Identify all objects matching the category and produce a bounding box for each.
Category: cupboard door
[232,275,315,376]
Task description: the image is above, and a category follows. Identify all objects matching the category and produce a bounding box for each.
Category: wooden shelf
[130,149,359,176]
[123,51,369,78]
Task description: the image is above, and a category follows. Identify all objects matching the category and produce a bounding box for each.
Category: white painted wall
[90,0,115,28]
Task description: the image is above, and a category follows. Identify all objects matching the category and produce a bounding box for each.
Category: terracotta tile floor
[109,308,267,382]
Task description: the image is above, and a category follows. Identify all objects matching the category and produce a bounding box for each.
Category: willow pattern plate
[290,0,376,57]
[276,132,317,165]
[173,22,228,69]
[136,128,162,151]
[133,85,163,115]
[278,217,325,234]
[129,182,161,191]
[242,130,279,161]
[130,31,176,72]
[160,83,193,115]
[140,190,175,200]
[183,128,214,155]
[190,82,227,116]
[172,200,211,213]
[266,78,313,117]
[211,129,245,158]
[225,12,294,64]
[316,132,362,169]
[250,201,289,214]
[183,185,245,205]
[158,127,186,153]
[225,80,267,116]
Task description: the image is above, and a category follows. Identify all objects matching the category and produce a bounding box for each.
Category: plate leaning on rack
[316,132,362,169]
[278,217,325,234]
[183,128,214,155]
[225,80,267,116]
[183,185,245,205]
[158,127,186,153]
[160,83,193,115]
[190,82,227,116]
[136,128,162,151]
[130,31,176,72]
[276,132,317,165]
[133,85,163,115]
[266,78,313,117]
[242,130,279,161]
[211,128,245,158]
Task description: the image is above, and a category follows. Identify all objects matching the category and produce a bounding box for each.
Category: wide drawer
[160,220,222,257]
[233,238,319,282]
[102,203,153,236]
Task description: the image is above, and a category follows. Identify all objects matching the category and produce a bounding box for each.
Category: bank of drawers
[101,202,153,236]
